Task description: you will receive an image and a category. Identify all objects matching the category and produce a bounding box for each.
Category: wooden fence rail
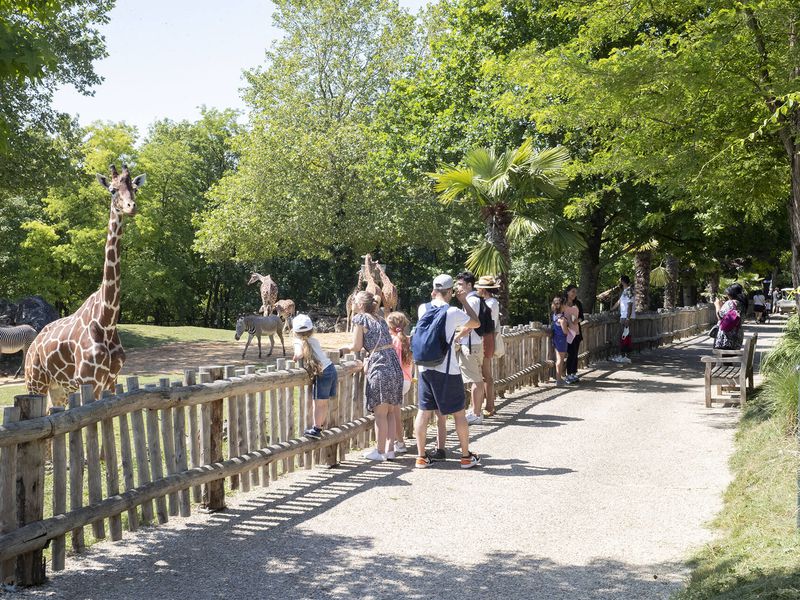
[0,305,715,586]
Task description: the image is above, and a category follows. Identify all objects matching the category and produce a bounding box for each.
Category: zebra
[0,324,38,377]
[234,315,285,359]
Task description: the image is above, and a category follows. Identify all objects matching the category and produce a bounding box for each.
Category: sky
[53,0,427,139]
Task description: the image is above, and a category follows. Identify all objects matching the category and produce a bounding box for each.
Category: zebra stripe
[0,324,38,354]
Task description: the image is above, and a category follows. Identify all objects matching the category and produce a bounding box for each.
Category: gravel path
[11,321,782,600]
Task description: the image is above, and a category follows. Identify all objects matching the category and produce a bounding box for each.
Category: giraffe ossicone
[25,164,146,405]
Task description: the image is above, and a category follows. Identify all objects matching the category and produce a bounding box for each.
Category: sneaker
[466,413,483,425]
[303,426,321,439]
[394,442,408,454]
[363,448,386,461]
[556,379,567,387]
[415,455,432,468]
[385,450,396,461]
[619,356,632,364]
[566,375,579,384]
[460,452,481,469]
[429,448,447,461]
[609,355,623,363]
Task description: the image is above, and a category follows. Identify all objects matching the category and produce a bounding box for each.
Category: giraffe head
[96,164,145,216]
[248,272,262,285]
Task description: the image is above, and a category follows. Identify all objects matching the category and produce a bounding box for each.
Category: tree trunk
[664,254,679,310]
[634,250,651,312]
[577,208,605,313]
[485,206,512,325]
[708,271,720,302]
[789,139,800,312]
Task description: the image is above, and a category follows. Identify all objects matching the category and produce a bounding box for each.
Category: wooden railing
[0,305,716,586]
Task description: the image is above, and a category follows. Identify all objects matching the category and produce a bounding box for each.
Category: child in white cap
[292,313,336,439]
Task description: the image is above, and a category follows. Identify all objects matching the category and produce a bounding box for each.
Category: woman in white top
[476,275,501,417]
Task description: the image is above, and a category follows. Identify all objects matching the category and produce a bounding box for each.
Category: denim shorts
[313,364,338,400]
[418,370,465,415]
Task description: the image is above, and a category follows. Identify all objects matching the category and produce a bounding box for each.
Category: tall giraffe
[374,260,398,314]
[345,267,365,333]
[248,272,278,316]
[362,254,385,311]
[25,165,145,404]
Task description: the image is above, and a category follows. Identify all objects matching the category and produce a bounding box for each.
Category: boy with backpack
[412,274,482,469]
[455,271,495,425]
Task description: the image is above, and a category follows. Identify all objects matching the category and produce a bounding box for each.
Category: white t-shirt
[417,299,469,375]
[293,336,332,370]
[485,297,500,330]
[462,291,483,346]
[619,287,636,319]
[753,293,765,307]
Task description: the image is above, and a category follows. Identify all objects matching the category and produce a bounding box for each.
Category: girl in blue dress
[551,296,570,386]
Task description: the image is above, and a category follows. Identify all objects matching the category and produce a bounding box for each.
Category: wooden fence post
[50,406,67,571]
[0,405,20,584]
[14,394,47,586]
[199,370,225,512]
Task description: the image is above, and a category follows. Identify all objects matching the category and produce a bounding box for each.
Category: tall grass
[760,315,800,432]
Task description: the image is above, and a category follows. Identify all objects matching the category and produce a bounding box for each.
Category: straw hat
[475,275,500,289]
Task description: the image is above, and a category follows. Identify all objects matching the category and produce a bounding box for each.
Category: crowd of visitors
[289,270,662,467]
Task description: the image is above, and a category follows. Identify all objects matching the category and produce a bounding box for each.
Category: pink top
[392,335,413,381]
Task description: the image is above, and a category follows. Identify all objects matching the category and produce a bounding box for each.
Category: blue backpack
[411,303,454,367]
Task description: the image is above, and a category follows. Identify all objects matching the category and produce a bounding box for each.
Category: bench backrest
[746,332,758,374]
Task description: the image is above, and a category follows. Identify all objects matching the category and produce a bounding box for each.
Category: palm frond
[542,219,587,252]
[525,145,571,174]
[507,215,546,241]
[428,166,484,205]
[464,147,499,180]
[650,265,669,287]
[465,240,509,276]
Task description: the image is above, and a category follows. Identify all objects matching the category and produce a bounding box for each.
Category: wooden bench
[701,333,758,407]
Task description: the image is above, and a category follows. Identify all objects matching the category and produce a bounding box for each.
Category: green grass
[117,324,235,349]
[675,388,800,600]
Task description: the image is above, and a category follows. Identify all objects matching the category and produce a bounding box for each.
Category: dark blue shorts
[418,370,465,415]
[313,364,338,400]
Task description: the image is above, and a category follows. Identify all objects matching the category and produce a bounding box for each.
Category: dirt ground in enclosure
[0,332,355,387]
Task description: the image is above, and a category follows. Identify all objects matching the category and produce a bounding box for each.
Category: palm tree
[429,139,581,321]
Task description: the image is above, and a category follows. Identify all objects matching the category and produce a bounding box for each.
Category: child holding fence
[551,297,570,386]
[292,313,337,439]
[387,311,413,454]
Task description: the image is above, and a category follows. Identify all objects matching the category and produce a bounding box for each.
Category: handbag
[493,331,506,358]
[708,324,719,338]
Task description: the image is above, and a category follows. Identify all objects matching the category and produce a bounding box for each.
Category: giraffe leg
[48,385,68,408]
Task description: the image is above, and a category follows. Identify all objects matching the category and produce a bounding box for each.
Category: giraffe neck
[99,208,123,325]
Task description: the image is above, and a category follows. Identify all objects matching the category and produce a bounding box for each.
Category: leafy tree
[429,139,574,318]
[505,0,800,307]
[195,0,416,265]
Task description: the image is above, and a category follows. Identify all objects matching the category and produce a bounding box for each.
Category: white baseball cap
[292,313,313,333]
[433,274,454,290]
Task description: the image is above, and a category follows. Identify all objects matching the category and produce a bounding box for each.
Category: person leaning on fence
[413,274,481,469]
[386,310,413,455]
[475,275,501,416]
[293,314,337,439]
[455,271,487,425]
[551,296,570,386]
[340,291,404,462]
[563,284,584,384]
[713,284,745,350]
[610,275,634,364]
